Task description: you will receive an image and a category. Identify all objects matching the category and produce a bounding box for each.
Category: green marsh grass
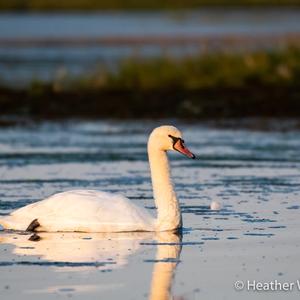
[1,46,300,118]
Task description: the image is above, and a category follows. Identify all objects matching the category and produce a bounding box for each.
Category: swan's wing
[1,190,155,232]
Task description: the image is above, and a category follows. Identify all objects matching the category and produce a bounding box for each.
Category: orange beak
[173,139,195,159]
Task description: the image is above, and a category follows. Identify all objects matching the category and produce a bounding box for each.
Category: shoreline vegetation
[1,46,300,119]
[1,0,300,11]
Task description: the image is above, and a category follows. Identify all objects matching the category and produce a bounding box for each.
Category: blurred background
[2,3,300,300]
[0,0,300,121]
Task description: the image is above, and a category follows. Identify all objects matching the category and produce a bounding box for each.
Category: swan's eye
[168,134,180,145]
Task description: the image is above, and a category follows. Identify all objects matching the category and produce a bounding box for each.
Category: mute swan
[0,125,195,232]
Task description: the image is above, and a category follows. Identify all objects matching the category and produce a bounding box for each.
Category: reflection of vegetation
[1,46,300,119]
[1,0,300,10]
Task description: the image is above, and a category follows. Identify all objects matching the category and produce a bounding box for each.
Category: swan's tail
[0,216,25,231]
[0,217,10,229]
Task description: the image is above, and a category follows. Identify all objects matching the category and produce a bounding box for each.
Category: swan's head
[148,125,195,159]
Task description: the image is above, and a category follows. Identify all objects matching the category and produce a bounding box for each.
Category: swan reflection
[149,232,182,300]
[0,232,153,270]
[0,231,181,298]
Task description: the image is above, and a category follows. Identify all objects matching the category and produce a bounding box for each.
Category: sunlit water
[0,120,300,299]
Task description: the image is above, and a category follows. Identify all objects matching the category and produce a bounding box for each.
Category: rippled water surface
[0,121,300,299]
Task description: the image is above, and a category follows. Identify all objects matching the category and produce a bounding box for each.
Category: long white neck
[148,142,181,231]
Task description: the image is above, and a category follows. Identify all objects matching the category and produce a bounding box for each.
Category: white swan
[0,125,195,233]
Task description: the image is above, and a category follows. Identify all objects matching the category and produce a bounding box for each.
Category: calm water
[0,120,300,299]
[1,9,300,86]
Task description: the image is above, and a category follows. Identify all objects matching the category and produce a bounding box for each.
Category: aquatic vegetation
[1,46,300,118]
[100,46,300,90]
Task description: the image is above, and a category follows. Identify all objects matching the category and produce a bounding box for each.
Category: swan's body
[1,190,155,232]
[0,126,195,232]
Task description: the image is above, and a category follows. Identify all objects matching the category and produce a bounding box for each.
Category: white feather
[0,125,191,232]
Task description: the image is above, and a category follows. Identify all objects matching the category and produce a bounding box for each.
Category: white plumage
[1,190,154,232]
[0,125,195,232]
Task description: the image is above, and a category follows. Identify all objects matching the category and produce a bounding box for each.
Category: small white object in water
[210,201,222,211]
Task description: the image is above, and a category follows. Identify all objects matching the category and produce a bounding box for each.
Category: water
[0,120,300,299]
[1,9,300,86]
[2,10,300,39]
